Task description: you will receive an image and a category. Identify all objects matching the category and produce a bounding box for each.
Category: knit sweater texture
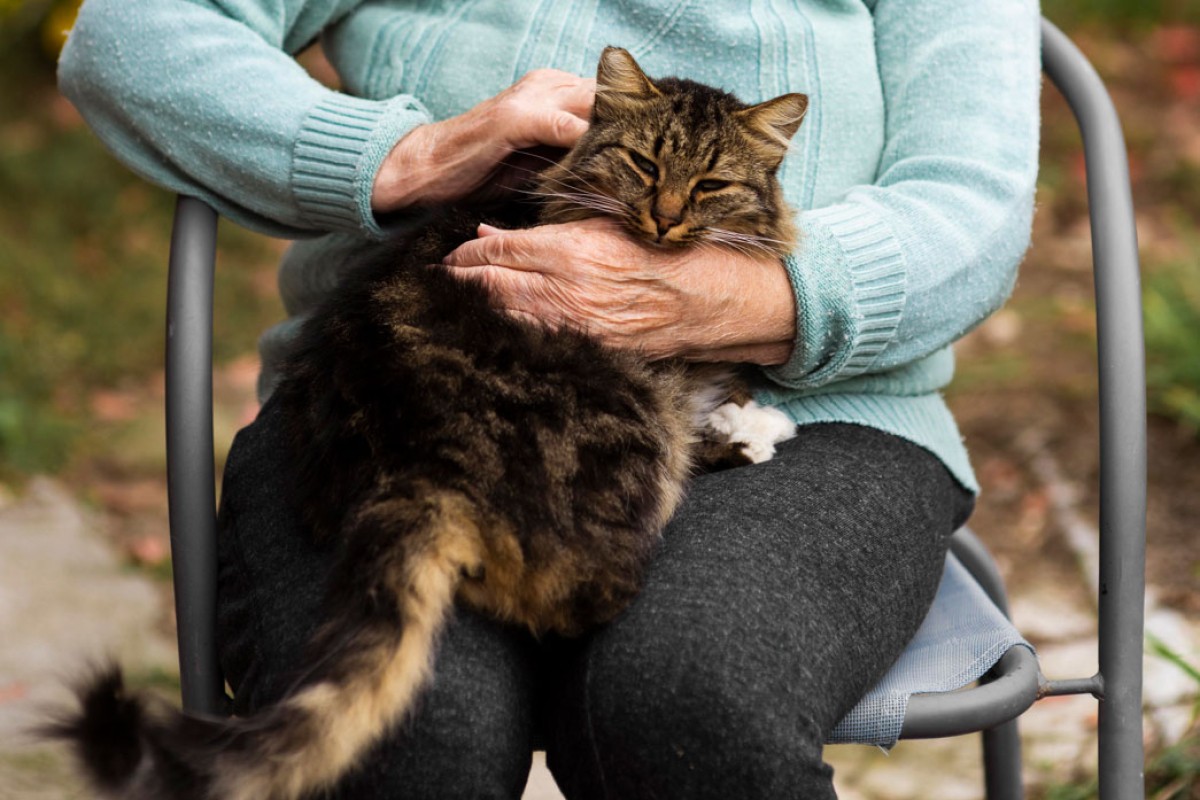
[58,0,1043,494]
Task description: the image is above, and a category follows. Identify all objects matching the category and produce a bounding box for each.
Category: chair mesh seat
[829,553,1033,746]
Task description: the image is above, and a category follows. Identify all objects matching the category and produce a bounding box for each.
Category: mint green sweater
[58,0,1043,494]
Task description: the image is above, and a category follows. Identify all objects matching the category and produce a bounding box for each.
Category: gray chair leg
[951,529,1025,799]
[983,720,1024,800]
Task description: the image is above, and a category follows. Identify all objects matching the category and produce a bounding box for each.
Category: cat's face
[536,48,807,257]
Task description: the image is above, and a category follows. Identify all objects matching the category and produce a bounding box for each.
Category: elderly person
[58,1,1040,797]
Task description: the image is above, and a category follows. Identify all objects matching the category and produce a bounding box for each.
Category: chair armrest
[901,646,1040,739]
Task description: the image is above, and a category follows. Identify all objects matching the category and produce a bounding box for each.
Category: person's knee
[343,610,537,798]
[334,702,533,800]
[231,605,536,799]
[549,633,835,799]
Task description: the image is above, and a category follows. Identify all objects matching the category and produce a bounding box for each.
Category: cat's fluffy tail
[47,493,480,800]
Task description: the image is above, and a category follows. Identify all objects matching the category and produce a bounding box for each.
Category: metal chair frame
[163,18,1145,799]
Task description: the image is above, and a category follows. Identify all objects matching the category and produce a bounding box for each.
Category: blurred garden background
[0,1,1198,798]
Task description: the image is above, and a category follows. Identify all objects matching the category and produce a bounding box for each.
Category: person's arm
[764,0,1042,389]
[441,0,1039,370]
[58,0,594,239]
[58,0,430,238]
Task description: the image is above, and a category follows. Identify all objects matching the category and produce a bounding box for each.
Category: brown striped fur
[49,48,805,799]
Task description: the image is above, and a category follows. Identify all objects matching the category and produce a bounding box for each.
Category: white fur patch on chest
[706,400,798,464]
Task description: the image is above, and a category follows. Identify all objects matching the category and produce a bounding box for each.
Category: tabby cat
[50,47,806,800]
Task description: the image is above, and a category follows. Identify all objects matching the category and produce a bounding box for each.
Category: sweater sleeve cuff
[761,203,907,391]
[291,92,432,239]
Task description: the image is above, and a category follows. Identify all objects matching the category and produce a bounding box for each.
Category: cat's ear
[594,46,662,117]
[735,93,809,162]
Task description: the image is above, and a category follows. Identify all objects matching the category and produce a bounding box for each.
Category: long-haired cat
[48,47,806,800]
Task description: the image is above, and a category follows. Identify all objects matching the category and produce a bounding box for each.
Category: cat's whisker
[515,187,635,221]
[704,227,768,246]
[487,145,613,199]
[536,166,614,202]
[540,174,614,204]
[507,148,609,191]
[703,227,790,257]
[696,238,758,261]
[548,196,630,217]
[713,237,768,260]
[506,168,617,212]
[481,156,573,188]
[482,146,624,211]
[513,186,623,208]
[493,162,580,192]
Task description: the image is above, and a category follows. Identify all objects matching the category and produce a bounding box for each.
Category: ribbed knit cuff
[291,92,432,239]
[762,203,907,390]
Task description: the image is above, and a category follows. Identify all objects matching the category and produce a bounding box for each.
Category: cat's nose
[654,213,681,235]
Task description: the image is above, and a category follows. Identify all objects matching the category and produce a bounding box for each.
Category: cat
[48,47,806,800]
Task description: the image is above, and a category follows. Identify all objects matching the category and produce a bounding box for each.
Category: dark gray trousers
[216,398,973,799]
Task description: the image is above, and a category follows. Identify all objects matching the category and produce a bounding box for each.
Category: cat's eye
[694,179,729,193]
[629,152,659,179]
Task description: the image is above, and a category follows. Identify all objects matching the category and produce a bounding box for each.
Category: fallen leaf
[128,534,169,567]
[90,389,140,422]
[1169,65,1200,102]
[1153,25,1200,65]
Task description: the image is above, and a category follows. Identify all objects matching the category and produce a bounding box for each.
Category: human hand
[372,70,595,212]
[441,217,796,364]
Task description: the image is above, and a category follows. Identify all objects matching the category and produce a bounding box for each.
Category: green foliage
[1164,162,1200,228]
[127,554,177,585]
[0,0,48,25]
[1037,638,1200,800]
[1147,738,1200,800]
[0,0,58,54]
[1042,781,1099,800]
[1043,0,1200,28]
[1149,634,1200,687]
[126,664,182,694]
[0,37,283,479]
[1145,636,1200,800]
[1143,253,1200,435]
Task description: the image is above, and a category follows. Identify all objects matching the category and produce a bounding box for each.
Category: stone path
[2,476,1195,799]
[0,478,178,800]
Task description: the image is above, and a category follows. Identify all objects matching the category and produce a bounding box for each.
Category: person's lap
[216,398,972,799]
[217,397,541,798]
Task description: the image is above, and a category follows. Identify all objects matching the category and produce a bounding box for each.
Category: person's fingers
[442,228,550,272]
[536,110,588,148]
[443,264,548,319]
[501,70,593,149]
[561,76,596,119]
[527,70,594,114]
[445,263,518,293]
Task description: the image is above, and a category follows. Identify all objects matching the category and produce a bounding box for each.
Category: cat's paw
[706,401,797,464]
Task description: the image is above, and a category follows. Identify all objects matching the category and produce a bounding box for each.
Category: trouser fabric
[215,396,973,799]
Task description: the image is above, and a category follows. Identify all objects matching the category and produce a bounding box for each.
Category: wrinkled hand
[442,217,796,363]
[373,69,595,212]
